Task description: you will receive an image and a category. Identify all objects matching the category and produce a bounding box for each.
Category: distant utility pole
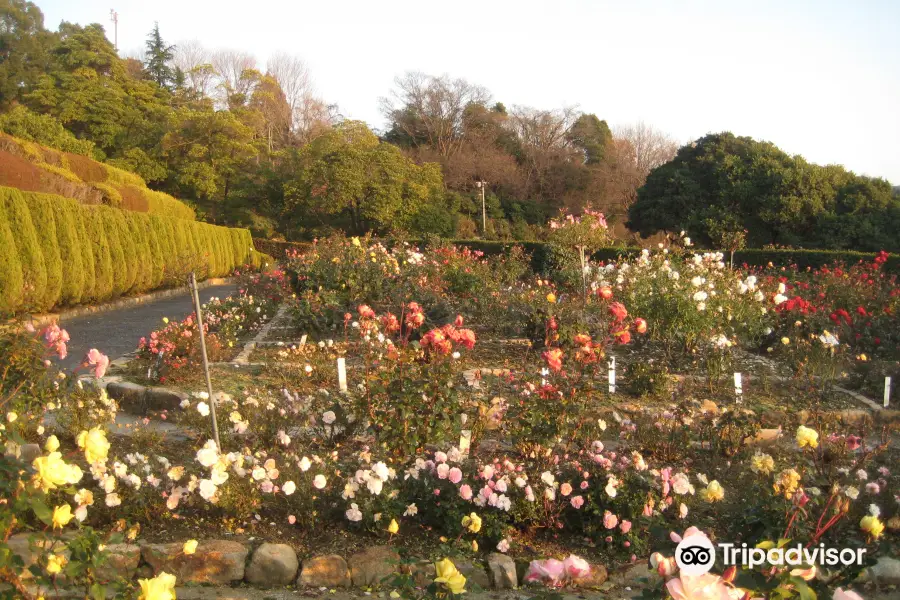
[109,9,119,51]
[475,180,487,235]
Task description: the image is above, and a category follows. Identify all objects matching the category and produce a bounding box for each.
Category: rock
[619,562,661,588]
[349,546,400,587]
[837,409,871,426]
[574,563,608,588]
[106,381,148,413]
[142,539,248,584]
[406,560,435,587]
[455,559,490,590]
[20,443,42,464]
[96,543,141,582]
[299,555,350,587]
[146,387,189,412]
[486,553,517,589]
[867,556,900,585]
[7,533,70,580]
[245,543,298,587]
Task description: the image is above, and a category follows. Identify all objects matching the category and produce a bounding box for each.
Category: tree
[143,22,176,89]
[172,40,216,99]
[211,49,257,107]
[24,22,171,170]
[614,121,678,177]
[567,114,612,164]
[283,120,445,235]
[161,107,257,217]
[381,72,491,158]
[0,0,55,107]
[627,132,900,251]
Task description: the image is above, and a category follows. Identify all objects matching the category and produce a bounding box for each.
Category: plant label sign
[734,372,743,403]
[608,357,616,394]
[459,429,472,455]
[337,357,347,392]
[886,377,892,408]
[299,334,307,346]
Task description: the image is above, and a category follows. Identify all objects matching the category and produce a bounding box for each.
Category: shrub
[81,207,114,301]
[0,105,95,156]
[0,198,23,315]
[142,216,165,289]
[101,163,145,188]
[101,208,130,296]
[71,201,96,301]
[25,194,63,311]
[91,182,123,207]
[1,187,47,311]
[143,188,195,220]
[124,212,152,293]
[49,198,85,305]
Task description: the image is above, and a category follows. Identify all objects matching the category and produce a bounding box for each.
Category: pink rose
[570,495,584,509]
[560,482,573,496]
[603,511,618,529]
[563,555,591,579]
[459,484,473,500]
[448,467,463,484]
[620,520,632,534]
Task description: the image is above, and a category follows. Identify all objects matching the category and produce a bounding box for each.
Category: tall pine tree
[143,22,175,89]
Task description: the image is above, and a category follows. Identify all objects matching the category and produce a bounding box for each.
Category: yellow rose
[32,452,81,492]
[52,504,74,529]
[795,425,819,449]
[860,515,884,539]
[387,519,399,534]
[781,337,790,345]
[434,558,466,595]
[183,539,198,555]
[773,468,802,499]
[138,571,177,600]
[471,540,478,552]
[702,480,725,502]
[76,427,110,464]
[461,512,482,534]
[546,292,557,303]
[46,554,67,575]
[45,435,60,452]
[351,237,361,247]
[750,452,774,475]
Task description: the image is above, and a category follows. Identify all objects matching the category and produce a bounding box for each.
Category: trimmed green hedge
[253,237,900,275]
[0,186,261,315]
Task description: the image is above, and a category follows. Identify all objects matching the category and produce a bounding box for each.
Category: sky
[37,0,900,184]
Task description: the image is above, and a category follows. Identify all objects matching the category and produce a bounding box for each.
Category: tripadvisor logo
[675,536,866,575]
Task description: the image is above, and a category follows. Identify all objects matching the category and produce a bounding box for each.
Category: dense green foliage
[628,132,900,251]
[1,0,896,252]
[0,185,257,314]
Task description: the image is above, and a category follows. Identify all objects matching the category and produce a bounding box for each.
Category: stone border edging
[23,277,236,327]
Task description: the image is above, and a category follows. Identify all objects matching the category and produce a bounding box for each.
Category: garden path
[52,283,238,372]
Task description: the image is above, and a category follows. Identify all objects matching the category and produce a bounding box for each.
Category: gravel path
[52,283,237,371]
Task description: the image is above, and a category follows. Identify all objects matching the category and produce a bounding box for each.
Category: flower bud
[722,565,737,583]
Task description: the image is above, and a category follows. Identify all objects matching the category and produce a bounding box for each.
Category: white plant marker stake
[337,357,347,392]
[885,377,892,408]
[608,357,616,394]
[734,372,743,403]
[299,334,307,346]
[459,429,472,456]
[540,367,549,386]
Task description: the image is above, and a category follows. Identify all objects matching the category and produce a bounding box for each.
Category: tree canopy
[627,133,900,251]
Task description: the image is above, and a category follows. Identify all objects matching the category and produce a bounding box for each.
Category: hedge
[252,237,900,275]
[0,186,261,316]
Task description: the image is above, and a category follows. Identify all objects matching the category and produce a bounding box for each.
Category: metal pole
[189,272,220,449]
[481,184,487,235]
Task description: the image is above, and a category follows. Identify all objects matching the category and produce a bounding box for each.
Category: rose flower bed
[1,216,898,600]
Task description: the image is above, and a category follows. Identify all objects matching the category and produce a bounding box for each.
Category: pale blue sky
[37,0,900,183]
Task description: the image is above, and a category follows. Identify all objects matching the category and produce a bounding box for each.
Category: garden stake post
[734,372,743,404]
[886,377,892,408]
[189,272,221,449]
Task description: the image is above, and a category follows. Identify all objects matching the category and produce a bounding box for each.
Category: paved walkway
[53,283,237,371]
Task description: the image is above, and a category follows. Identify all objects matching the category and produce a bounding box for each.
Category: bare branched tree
[614,121,678,177]
[212,49,258,104]
[507,105,581,153]
[266,51,334,142]
[380,72,491,158]
[173,40,216,98]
